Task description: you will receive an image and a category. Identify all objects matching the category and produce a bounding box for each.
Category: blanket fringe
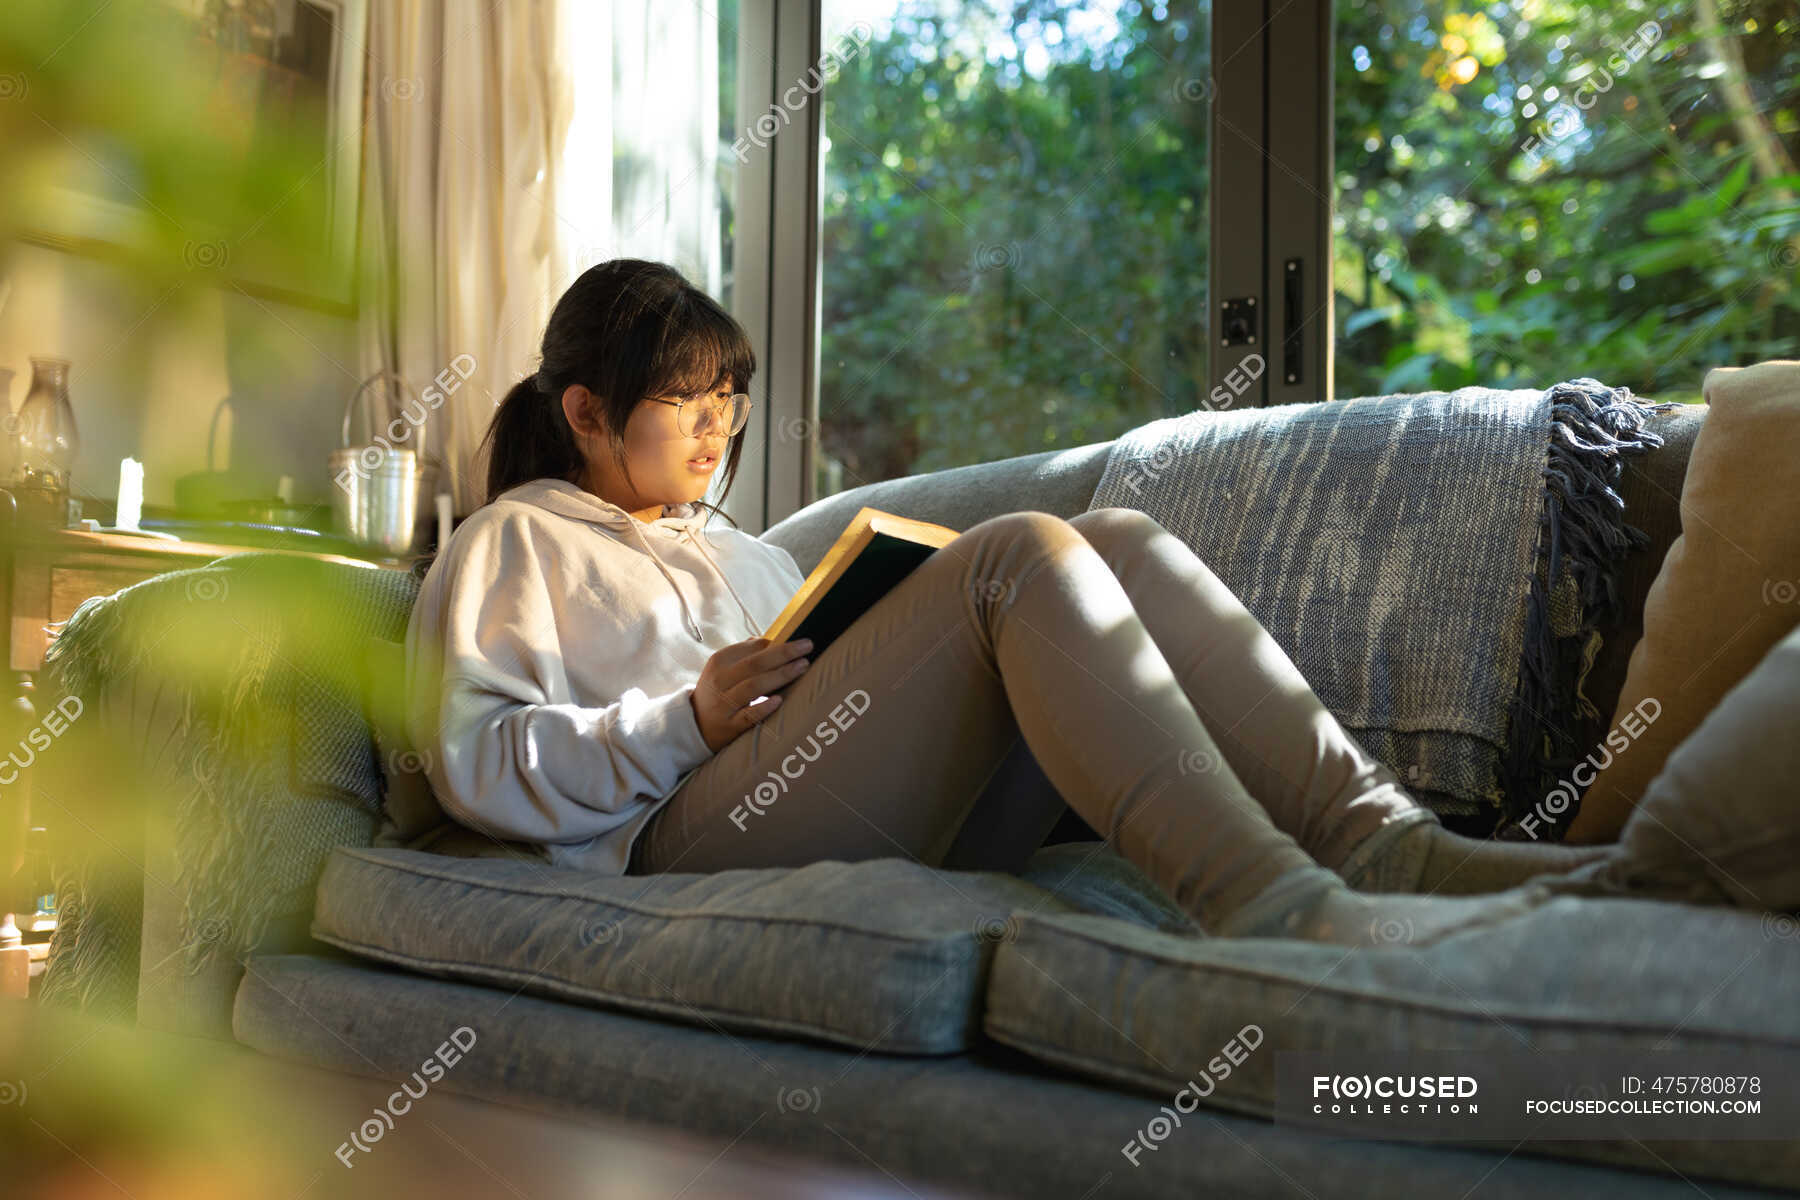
[1495,379,1677,839]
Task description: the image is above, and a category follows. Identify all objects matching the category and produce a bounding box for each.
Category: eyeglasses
[648,391,753,437]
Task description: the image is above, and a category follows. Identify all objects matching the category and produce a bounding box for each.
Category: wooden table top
[13,526,421,572]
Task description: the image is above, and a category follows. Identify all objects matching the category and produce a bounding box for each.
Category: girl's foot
[1337,817,1617,896]
[1211,863,1555,948]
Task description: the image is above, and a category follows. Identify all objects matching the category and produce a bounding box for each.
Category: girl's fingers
[740,693,782,726]
[749,638,812,670]
[714,638,771,669]
[744,656,809,700]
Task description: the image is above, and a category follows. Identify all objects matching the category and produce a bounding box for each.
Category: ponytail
[482,373,584,505]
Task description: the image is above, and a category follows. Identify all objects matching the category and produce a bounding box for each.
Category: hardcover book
[762,506,960,655]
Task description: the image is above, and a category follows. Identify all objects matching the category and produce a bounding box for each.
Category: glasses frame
[647,391,753,437]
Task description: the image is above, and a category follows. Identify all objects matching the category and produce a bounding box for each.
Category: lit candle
[116,456,143,531]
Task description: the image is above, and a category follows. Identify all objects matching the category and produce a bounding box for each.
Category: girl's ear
[560,385,605,440]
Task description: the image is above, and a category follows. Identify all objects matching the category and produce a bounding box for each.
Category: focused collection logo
[1311,1074,1480,1115]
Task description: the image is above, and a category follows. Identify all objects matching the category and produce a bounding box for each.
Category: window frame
[729,1,1327,530]
[724,0,821,534]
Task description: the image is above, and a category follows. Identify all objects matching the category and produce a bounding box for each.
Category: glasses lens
[681,395,748,436]
[675,395,746,436]
[678,398,708,437]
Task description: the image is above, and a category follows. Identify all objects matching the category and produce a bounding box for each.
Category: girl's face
[569,378,735,520]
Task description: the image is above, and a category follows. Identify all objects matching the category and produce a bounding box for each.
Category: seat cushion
[983,897,1800,1191]
[312,846,1083,1054]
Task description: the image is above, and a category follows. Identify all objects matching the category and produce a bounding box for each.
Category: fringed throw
[1088,379,1674,832]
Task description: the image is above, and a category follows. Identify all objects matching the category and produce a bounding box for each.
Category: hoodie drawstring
[623,517,762,642]
[680,525,765,640]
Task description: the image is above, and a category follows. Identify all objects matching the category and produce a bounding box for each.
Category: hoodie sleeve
[405,514,715,846]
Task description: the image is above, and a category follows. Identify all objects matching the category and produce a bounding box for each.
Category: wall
[0,240,358,514]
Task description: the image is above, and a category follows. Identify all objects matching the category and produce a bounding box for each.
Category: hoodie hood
[497,477,763,642]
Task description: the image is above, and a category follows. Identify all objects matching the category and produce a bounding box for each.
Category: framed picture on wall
[17,0,369,315]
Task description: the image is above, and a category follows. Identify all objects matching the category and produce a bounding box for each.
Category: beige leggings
[628,507,1460,928]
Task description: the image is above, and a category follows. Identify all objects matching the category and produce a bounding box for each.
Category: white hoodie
[402,476,807,874]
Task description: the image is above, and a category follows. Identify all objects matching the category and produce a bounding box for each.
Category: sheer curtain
[558,3,723,299]
[358,0,722,517]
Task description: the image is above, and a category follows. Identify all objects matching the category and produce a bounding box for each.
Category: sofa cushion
[38,553,420,1027]
[983,898,1800,1190]
[311,846,1085,1054]
[234,953,1692,1200]
[228,964,1684,1200]
[1592,618,1800,911]
[1572,360,1800,841]
[1016,840,1197,936]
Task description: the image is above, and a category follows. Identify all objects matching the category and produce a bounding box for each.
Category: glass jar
[12,356,81,527]
[14,357,80,488]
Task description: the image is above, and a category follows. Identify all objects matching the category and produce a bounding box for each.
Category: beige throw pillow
[1568,360,1800,842]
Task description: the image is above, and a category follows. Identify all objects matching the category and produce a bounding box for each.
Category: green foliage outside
[818,0,1209,492]
[1335,0,1800,402]
[810,0,1800,495]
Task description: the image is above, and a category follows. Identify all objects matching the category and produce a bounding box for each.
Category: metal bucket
[331,372,441,556]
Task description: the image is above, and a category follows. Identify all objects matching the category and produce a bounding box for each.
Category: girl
[405,259,1766,947]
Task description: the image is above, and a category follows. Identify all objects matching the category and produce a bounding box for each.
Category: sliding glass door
[814,1,1213,497]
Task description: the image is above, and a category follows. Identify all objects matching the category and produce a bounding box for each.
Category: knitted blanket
[35,553,423,1020]
[1087,380,1675,829]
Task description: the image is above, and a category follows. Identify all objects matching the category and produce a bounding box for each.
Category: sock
[1341,819,1618,895]
[1213,862,1557,947]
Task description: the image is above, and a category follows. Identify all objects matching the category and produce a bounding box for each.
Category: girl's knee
[1070,506,1161,537]
[1068,507,1166,557]
[962,509,1082,551]
[950,513,1091,592]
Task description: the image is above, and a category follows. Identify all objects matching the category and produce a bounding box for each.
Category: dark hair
[482,259,754,522]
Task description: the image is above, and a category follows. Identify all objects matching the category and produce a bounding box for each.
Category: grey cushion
[312,846,1085,1054]
[983,899,1800,1191]
[233,952,1721,1200]
[1016,840,1198,936]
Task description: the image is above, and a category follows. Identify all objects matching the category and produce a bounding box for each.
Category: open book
[762,506,961,655]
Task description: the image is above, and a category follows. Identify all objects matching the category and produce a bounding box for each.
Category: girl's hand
[690,636,813,753]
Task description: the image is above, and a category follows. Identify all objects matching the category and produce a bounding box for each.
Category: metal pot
[330,371,441,556]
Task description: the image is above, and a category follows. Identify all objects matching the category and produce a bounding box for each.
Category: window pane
[559,3,737,306]
[719,0,741,312]
[1334,0,1800,401]
[819,1,1211,497]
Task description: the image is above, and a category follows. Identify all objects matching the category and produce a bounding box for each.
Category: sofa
[32,399,1800,1198]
